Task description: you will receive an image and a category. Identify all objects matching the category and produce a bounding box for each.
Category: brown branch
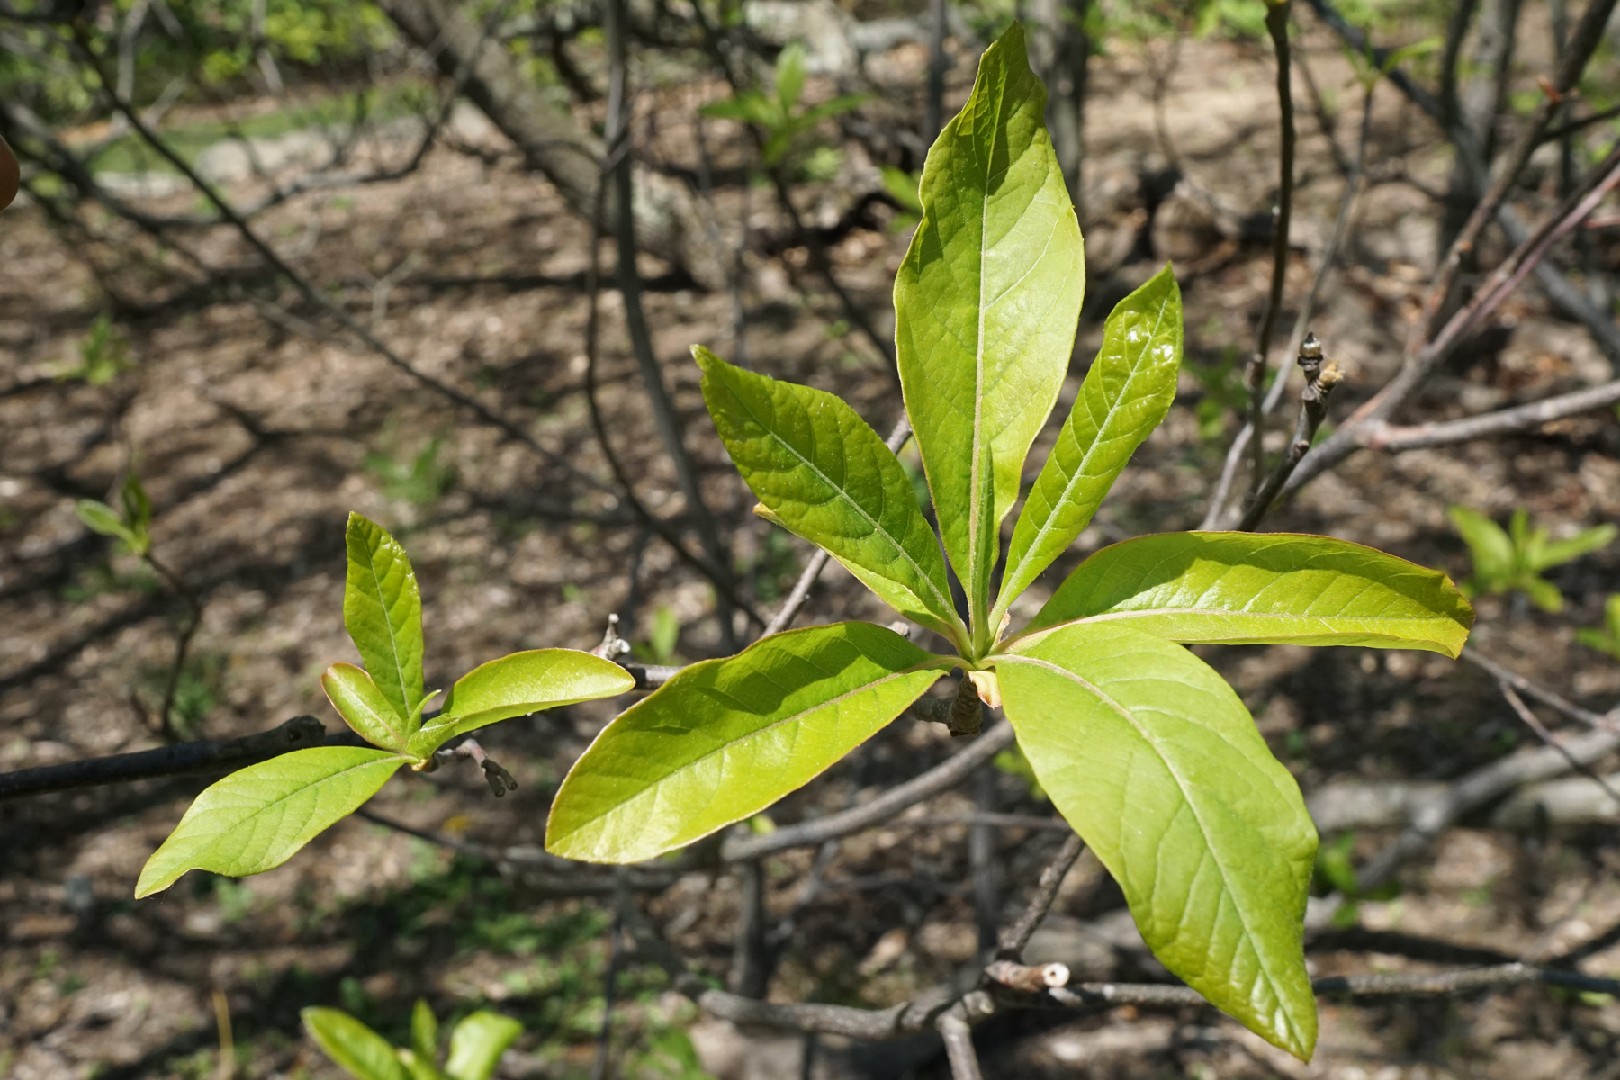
[1280,137,1620,499]
[68,26,619,503]
[1498,684,1620,813]
[1235,335,1343,530]
[1418,0,1620,341]
[580,96,765,633]
[603,0,738,650]
[719,720,1016,861]
[995,832,1086,959]
[1242,1,1298,504]
[1349,724,1620,895]
[0,717,346,801]
[1359,376,1620,452]
[937,1007,984,1080]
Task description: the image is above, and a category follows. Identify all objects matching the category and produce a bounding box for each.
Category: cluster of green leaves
[160,0,394,87]
[134,512,634,898]
[75,471,153,558]
[701,42,866,175]
[1448,505,1615,613]
[1577,594,1620,661]
[304,999,521,1080]
[545,26,1472,1060]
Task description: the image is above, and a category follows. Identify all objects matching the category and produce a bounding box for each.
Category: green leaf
[120,471,152,535]
[322,662,410,751]
[997,624,1318,1059]
[775,42,807,112]
[344,512,427,725]
[1027,532,1473,657]
[547,622,947,862]
[303,1007,407,1080]
[700,94,771,124]
[135,747,403,897]
[403,1057,447,1080]
[696,346,965,644]
[1449,505,1513,581]
[445,1012,523,1080]
[1521,575,1565,614]
[75,499,137,550]
[996,265,1182,620]
[894,23,1084,649]
[410,999,439,1067]
[1534,523,1616,570]
[410,649,635,757]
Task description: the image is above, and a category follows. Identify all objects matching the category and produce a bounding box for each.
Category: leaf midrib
[171,753,401,846]
[358,536,418,715]
[724,383,960,633]
[1000,652,1307,1050]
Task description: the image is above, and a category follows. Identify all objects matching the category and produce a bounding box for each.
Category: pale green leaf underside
[546,622,947,862]
[446,1013,524,1080]
[136,747,403,897]
[303,1008,407,1080]
[1028,532,1474,657]
[323,662,409,751]
[695,347,963,643]
[997,624,1318,1059]
[894,23,1084,636]
[410,648,635,757]
[998,264,1182,618]
[344,512,426,724]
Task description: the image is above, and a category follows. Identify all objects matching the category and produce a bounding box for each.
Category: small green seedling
[546,26,1472,1061]
[1577,594,1620,661]
[303,999,522,1080]
[55,312,134,385]
[1448,505,1616,613]
[701,42,867,169]
[75,470,153,557]
[135,512,633,898]
[365,428,456,508]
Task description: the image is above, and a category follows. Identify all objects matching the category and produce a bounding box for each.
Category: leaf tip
[133,861,176,899]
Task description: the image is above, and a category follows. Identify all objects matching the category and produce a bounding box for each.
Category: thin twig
[730,859,770,998]
[685,0,895,367]
[1235,335,1342,530]
[1049,963,1620,1009]
[995,832,1086,959]
[0,717,342,801]
[937,1008,984,1080]
[1279,136,1620,499]
[1359,377,1620,452]
[1243,2,1298,504]
[68,27,613,501]
[581,92,765,632]
[720,720,1015,861]
[1417,0,1620,342]
[1460,649,1617,730]
[1498,684,1620,813]
[603,0,738,650]
[145,550,205,740]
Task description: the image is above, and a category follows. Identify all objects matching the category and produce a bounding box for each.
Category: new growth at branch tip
[1237,330,1343,531]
